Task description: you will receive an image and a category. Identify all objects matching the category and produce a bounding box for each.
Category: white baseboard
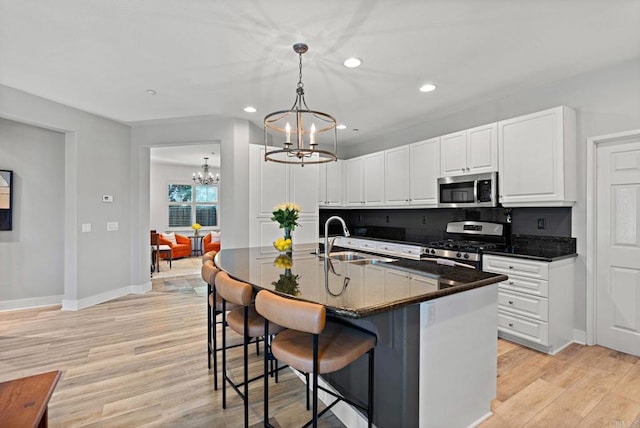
[0,295,63,311]
[62,282,152,311]
[468,412,494,428]
[573,329,587,345]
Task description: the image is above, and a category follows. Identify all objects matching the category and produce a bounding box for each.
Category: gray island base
[214,246,505,427]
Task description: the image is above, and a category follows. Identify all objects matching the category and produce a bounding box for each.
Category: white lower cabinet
[483,254,575,355]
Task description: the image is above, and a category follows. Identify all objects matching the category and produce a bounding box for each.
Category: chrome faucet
[324,215,350,259]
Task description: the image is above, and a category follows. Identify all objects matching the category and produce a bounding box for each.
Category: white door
[596,140,640,356]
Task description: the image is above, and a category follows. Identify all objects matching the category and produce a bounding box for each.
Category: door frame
[586,128,640,346]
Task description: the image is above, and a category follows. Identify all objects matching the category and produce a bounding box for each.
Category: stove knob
[456,252,461,258]
[430,249,436,254]
[463,254,469,259]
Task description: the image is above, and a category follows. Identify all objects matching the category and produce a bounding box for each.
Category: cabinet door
[384,146,409,205]
[318,163,327,204]
[409,138,440,205]
[345,157,364,206]
[290,162,318,215]
[255,146,288,216]
[467,123,497,174]
[440,130,467,176]
[325,160,343,205]
[363,152,384,205]
[498,106,574,206]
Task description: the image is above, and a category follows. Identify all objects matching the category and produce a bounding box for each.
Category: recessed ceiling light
[419,83,437,93]
[343,57,362,68]
[336,124,347,130]
[146,89,157,95]
[243,106,257,113]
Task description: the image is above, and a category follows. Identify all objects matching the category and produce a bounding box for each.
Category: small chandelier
[264,43,338,166]
[192,157,219,185]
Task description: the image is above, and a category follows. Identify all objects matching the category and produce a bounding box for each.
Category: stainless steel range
[423,221,509,270]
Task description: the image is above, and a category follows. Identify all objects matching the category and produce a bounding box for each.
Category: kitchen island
[215,245,508,428]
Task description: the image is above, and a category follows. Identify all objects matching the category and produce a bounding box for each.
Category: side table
[0,370,62,428]
[189,235,204,256]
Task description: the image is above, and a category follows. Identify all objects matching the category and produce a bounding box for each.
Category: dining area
[204,243,507,427]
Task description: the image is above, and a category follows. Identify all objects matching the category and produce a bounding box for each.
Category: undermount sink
[320,251,396,264]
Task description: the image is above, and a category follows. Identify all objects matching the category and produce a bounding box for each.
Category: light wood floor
[1,284,639,427]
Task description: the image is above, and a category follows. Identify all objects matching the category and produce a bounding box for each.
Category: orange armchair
[158,233,192,259]
[203,232,221,254]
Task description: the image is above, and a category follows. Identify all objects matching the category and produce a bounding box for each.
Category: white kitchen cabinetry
[384,146,410,205]
[409,138,440,205]
[318,160,343,206]
[483,254,575,355]
[346,152,384,206]
[249,145,319,246]
[384,137,440,207]
[440,123,497,176]
[498,106,576,206]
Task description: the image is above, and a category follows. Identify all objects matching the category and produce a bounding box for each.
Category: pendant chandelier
[192,157,219,185]
[264,43,338,165]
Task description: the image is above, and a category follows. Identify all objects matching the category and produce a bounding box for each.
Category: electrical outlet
[386,215,390,223]
[102,195,113,203]
[81,223,91,233]
[537,218,546,229]
[107,221,119,231]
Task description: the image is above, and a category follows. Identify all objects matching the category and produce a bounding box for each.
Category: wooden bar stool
[255,290,377,428]
[215,272,284,428]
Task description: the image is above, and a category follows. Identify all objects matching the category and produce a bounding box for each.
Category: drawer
[483,255,548,280]
[499,275,549,298]
[376,242,401,254]
[358,240,377,251]
[339,237,360,248]
[498,310,549,345]
[399,245,422,260]
[498,290,548,321]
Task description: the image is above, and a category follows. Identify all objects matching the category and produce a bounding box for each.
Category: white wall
[344,57,640,334]
[131,116,252,250]
[149,162,220,232]
[0,118,65,308]
[0,84,136,310]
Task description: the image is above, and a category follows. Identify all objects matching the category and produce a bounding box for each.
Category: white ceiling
[1,0,639,150]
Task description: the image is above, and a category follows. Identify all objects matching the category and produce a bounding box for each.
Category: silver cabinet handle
[508,323,514,327]
[508,300,514,305]
[508,266,513,269]
[508,281,514,285]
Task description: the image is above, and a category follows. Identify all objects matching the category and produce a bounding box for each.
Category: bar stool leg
[212,290,219,390]
[368,349,374,428]
[207,285,212,370]
[221,299,227,409]
[263,319,270,427]
[243,306,250,428]
[312,335,319,428]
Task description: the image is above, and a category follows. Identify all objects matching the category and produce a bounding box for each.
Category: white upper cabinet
[440,123,498,176]
[346,153,384,206]
[384,146,410,205]
[384,138,440,206]
[409,137,440,205]
[498,106,576,207]
[319,160,343,206]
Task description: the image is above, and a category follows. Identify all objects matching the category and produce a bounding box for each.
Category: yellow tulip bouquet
[271,203,300,252]
[192,222,202,236]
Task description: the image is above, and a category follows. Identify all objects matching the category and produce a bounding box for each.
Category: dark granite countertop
[484,235,577,262]
[214,245,507,319]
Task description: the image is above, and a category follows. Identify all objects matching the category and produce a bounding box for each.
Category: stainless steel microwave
[437,172,498,208]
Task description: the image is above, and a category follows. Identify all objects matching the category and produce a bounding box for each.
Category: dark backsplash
[320,207,572,244]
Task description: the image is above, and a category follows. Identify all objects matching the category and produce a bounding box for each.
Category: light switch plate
[107,222,118,231]
[82,223,91,233]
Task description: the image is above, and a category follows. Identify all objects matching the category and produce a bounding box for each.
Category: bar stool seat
[270,323,376,374]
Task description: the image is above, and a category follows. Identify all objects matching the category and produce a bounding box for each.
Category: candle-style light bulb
[285,122,291,145]
[310,123,316,146]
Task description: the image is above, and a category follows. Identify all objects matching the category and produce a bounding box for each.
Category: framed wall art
[0,170,13,230]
